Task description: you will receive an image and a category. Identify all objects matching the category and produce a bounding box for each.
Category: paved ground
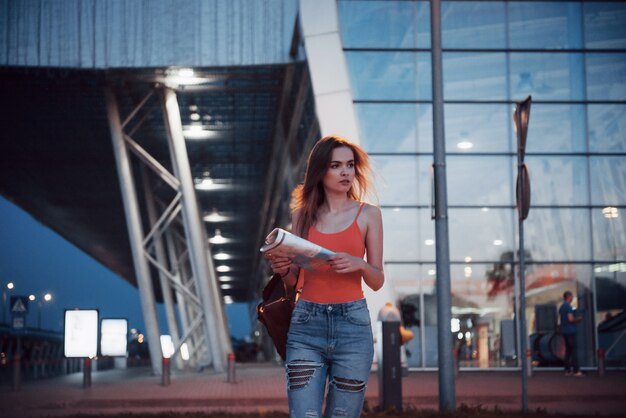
[1,363,625,417]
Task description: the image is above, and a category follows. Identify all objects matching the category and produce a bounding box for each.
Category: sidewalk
[1,363,625,417]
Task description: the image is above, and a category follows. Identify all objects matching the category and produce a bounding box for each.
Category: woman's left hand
[327,253,364,274]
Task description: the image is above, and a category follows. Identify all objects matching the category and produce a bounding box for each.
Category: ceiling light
[392,208,401,212]
[184,125,216,140]
[220,284,233,290]
[209,229,230,244]
[223,296,234,304]
[190,112,201,121]
[214,251,232,261]
[457,141,473,150]
[428,269,436,276]
[216,265,231,273]
[481,207,490,212]
[464,266,472,277]
[493,239,503,246]
[203,208,232,223]
[165,67,209,86]
[194,172,232,191]
[464,256,472,263]
[602,207,619,219]
[424,239,435,246]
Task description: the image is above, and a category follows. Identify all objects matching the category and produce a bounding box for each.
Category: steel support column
[105,87,162,375]
[141,166,183,370]
[161,87,231,372]
[431,0,456,412]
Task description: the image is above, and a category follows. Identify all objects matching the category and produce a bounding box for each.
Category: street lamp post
[2,282,15,324]
[30,293,53,329]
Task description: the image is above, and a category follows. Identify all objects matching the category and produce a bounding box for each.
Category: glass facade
[339,1,626,369]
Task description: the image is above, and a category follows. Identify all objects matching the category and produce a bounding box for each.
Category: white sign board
[64,310,98,358]
[100,318,128,357]
[160,335,175,359]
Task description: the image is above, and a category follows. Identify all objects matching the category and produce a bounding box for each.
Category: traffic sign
[10,296,29,315]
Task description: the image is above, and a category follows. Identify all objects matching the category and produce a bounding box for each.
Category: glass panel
[525,264,595,368]
[451,263,515,368]
[588,105,626,153]
[444,52,507,101]
[590,157,626,205]
[395,264,438,368]
[592,207,626,261]
[382,208,419,261]
[594,269,626,367]
[373,156,431,205]
[339,1,430,48]
[510,53,585,101]
[584,3,626,49]
[524,104,586,153]
[525,156,589,206]
[346,51,432,100]
[381,209,435,263]
[441,1,505,49]
[449,208,515,262]
[445,104,510,153]
[356,103,433,153]
[508,2,583,49]
[586,53,626,101]
[447,156,513,206]
[525,209,591,261]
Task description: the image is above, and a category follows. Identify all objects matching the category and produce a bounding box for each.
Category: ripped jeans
[285,298,374,418]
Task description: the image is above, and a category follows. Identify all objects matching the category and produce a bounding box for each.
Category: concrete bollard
[597,348,606,376]
[227,352,236,383]
[83,358,92,388]
[525,348,533,378]
[162,357,171,386]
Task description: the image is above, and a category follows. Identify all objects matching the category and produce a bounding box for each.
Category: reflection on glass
[447,156,513,205]
[441,1,505,49]
[381,208,420,261]
[443,52,507,101]
[448,209,514,262]
[445,104,510,153]
[525,264,594,368]
[346,52,432,100]
[356,104,433,153]
[339,1,430,48]
[510,53,585,101]
[524,104,586,153]
[450,263,515,368]
[584,3,626,49]
[395,264,438,368]
[592,208,626,261]
[526,156,589,205]
[594,270,626,367]
[508,2,582,49]
[588,105,626,153]
[373,156,431,205]
[590,157,626,205]
[525,209,592,261]
[586,53,626,101]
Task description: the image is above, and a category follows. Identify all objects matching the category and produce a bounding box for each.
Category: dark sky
[0,196,250,339]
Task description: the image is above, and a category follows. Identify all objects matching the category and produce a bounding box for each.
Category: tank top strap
[353,202,365,223]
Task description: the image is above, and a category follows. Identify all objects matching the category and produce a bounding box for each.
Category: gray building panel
[0,0,298,68]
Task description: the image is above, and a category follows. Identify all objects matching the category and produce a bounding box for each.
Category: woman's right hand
[266,253,292,277]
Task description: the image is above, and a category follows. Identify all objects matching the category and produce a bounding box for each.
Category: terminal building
[1,0,624,373]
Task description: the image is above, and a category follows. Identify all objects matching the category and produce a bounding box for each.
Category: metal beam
[105,87,163,375]
[431,0,456,412]
[161,87,231,372]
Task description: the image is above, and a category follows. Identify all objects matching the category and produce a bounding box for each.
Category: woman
[268,135,384,418]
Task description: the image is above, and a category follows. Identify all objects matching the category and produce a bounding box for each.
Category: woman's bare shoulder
[360,202,382,222]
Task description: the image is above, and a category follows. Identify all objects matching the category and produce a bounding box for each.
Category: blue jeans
[285,298,374,418]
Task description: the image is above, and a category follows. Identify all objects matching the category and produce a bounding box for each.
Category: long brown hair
[291,135,372,237]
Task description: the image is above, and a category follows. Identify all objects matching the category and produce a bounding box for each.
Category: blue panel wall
[0,0,298,68]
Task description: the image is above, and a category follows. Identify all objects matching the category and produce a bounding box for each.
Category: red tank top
[298,203,366,303]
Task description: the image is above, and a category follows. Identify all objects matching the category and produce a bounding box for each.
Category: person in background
[559,290,583,377]
[267,135,384,418]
